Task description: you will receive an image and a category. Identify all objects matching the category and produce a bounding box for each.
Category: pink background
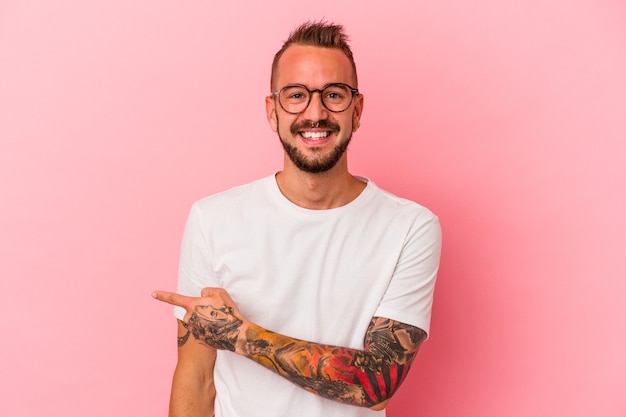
[1,1,625,416]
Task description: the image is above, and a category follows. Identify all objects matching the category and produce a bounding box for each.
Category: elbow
[369,399,391,411]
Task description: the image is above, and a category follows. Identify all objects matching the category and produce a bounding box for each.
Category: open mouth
[300,131,331,140]
[291,120,339,141]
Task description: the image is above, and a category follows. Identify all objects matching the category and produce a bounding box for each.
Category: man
[154,21,441,417]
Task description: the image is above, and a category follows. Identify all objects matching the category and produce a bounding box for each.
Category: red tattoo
[242,317,426,407]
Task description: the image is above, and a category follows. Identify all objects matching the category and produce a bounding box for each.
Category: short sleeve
[174,203,219,320]
[374,213,441,336]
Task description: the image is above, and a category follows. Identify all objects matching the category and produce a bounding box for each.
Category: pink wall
[1,1,625,416]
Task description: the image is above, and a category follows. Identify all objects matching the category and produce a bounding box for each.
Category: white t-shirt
[175,174,441,417]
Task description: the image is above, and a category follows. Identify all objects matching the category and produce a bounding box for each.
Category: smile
[300,131,330,140]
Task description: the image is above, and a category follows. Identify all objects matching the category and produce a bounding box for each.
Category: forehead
[275,45,355,88]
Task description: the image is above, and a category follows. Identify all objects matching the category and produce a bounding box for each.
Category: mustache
[290,120,340,135]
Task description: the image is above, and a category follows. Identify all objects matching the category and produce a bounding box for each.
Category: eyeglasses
[272,83,359,114]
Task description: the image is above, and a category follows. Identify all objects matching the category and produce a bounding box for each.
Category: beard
[277,119,352,174]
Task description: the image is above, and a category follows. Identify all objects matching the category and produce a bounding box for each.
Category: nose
[302,89,328,121]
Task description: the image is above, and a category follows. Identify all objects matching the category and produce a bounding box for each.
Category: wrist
[235,322,270,357]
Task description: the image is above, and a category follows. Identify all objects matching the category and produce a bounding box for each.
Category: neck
[276,159,366,210]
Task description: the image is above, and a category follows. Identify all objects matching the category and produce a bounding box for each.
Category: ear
[266,95,278,132]
[352,93,364,132]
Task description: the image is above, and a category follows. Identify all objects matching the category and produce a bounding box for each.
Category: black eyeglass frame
[272,83,359,115]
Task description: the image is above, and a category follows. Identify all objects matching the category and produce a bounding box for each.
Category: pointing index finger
[152,291,191,308]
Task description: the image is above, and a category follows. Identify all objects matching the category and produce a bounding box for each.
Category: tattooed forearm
[241,317,426,408]
[177,321,191,347]
[181,300,425,408]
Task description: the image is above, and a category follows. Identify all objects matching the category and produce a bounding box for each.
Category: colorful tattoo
[183,304,425,407]
[242,317,426,407]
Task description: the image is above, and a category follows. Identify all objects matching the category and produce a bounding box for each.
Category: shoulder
[366,181,439,228]
[192,174,275,212]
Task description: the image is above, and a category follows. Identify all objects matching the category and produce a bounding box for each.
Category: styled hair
[270,21,358,91]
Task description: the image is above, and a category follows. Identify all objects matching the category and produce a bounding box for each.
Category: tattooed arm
[169,319,217,417]
[240,316,425,409]
[154,288,426,409]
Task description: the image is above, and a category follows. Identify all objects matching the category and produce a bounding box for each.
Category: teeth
[301,131,330,139]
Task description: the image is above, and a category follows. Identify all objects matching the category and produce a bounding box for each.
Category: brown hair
[270,21,358,91]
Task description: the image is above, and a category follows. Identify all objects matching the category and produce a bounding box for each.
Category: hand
[153,288,245,352]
